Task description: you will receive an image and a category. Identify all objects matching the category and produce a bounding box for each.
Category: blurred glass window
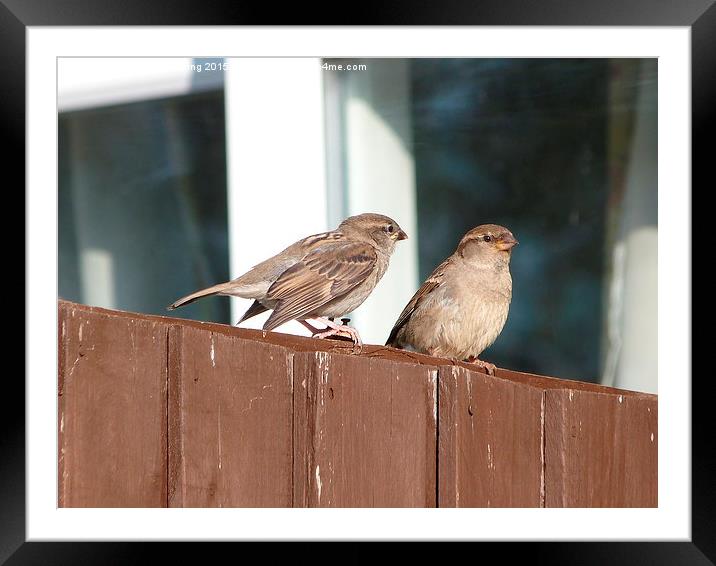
[58,90,230,324]
[57,56,657,392]
[325,58,657,389]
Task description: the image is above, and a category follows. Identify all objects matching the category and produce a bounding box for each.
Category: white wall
[330,59,420,346]
[224,58,328,335]
[224,58,418,347]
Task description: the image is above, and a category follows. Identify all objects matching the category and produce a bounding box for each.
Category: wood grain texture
[544,388,657,507]
[438,365,544,507]
[293,351,437,507]
[496,367,648,397]
[167,325,294,507]
[58,303,168,507]
[58,301,659,509]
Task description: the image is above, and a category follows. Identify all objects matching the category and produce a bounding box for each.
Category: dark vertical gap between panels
[306,359,315,508]
[290,353,295,508]
[165,324,182,508]
[540,389,546,508]
[165,326,171,508]
[435,368,440,508]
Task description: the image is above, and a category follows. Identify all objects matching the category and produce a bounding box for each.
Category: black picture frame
[8,0,707,563]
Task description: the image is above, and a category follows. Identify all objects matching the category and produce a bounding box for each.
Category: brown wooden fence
[58,299,657,508]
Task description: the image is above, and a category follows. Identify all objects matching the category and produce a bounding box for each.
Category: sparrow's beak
[496,234,518,251]
[396,229,408,241]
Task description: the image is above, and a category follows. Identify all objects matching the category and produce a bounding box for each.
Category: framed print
[8,0,708,562]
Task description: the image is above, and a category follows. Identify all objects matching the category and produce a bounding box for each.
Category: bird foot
[313,317,363,354]
[300,320,326,335]
[465,356,496,375]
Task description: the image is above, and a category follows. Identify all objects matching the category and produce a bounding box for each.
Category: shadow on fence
[58,299,657,508]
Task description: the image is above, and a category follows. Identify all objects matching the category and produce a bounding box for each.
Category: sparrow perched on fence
[385,224,517,374]
[169,213,408,350]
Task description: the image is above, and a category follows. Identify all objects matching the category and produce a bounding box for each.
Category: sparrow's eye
[386,225,394,233]
[483,234,492,242]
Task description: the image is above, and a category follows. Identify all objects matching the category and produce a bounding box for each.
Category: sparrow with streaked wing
[385,224,517,374]
[169,213,408,351]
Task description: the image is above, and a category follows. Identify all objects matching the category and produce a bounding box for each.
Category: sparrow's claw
[313,317,363,354]
[465,356,496,375]
[300,319,325,335]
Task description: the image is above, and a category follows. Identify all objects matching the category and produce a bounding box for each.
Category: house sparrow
[168,213,408,350]
[386,224,517,374]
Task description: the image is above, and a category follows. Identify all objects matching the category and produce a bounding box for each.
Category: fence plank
[58,301,659,509]
[58,303,168,507]
[293,351,437,507]
[544,388,658,507]
[168,325,294,507]
[438,365,545,507]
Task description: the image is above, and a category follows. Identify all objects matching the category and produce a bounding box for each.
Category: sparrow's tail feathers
[237,300,269,324]
[385,326,400,347]
[167,282,234,311]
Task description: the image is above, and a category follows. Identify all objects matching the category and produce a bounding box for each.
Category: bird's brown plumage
[169,213,408,339]
[386,224,517,366]
[262,240,378,331]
